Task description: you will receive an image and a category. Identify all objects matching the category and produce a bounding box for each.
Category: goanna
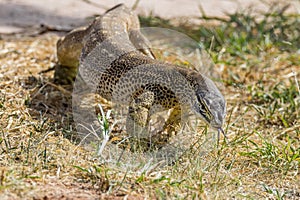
[55,4,227,148]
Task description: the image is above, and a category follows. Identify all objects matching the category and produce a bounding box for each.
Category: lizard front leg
[151,106,182,148]
[126,91,155,150]
[126,92,182,151]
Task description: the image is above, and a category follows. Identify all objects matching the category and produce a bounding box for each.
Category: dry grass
[0,5,300,199]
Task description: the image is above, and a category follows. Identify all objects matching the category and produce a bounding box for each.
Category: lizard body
[56,4,226,147]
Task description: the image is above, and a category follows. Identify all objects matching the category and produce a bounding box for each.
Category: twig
[80,0,108,10]
[198,3,228,23]
[45,81,72,96]
[132,0,140,10]
[198,16,229,23]
[0,24,73,39]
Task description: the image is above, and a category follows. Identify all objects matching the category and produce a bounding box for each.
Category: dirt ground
[0,0,299,199]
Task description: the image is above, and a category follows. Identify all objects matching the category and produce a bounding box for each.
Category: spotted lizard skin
[55,4,226,149]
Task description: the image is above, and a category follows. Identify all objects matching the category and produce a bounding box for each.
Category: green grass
[249,80,299,127]
[140,2,300,60]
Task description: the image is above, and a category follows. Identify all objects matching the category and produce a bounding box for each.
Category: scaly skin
[56,4,226,149]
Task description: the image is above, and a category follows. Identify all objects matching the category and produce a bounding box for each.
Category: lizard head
[188,72,226,135]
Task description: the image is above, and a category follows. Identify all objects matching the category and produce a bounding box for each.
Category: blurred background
[1,0,299,33]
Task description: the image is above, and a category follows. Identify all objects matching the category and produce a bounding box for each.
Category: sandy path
[1,0,299,34]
